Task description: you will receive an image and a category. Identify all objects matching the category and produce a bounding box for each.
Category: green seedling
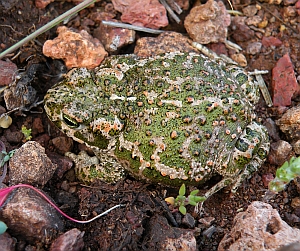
[21,125,32,141]
[0,221,7,234]
[165,184,206,215]
[269,156,300,193]
[0,149,16,168]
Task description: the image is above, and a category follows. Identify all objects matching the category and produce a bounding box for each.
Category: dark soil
[1,0,300,250]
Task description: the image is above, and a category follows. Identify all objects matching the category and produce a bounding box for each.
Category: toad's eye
[62,114,81,129]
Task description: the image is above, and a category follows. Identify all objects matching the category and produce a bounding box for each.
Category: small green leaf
[0,221,7,234]
[179,205,186,215]
[193,196,206,203]
[189,200,197,206]
[3,155,9,162]
[179,184,186,196]
[190,189,199,196]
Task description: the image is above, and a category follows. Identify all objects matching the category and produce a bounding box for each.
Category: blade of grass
[0,0,96,59]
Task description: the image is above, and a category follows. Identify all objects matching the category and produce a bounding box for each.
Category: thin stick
[101,21,165,34]
[0,0,96,59]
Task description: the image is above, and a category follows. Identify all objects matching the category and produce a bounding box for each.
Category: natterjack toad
[44,52,269,198]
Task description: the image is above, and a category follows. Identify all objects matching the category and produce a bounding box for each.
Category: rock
[34,133,50,148]
[112,0,168,29]
[291,197,300,209]
[51,136,73,155]
[9,141,57,186]
[47,151,73,179]
[32,117,44,137]
[143,215,197,250]
[231,16,255,42]
[0,187,64,244]
[231,53,247,67]
[35,0,54,9]
[262,36,283,47]
[292,139,300,154]
[134,32,198,57]
[242,5,258,16]
[283,6,297,18]
[3,128,24,144]
[245,16,263,27]
[276,105,300,140]
[271,54,300,107]
[94,19,135,53]
[43,26,107,69]
[277,243,300,251]
[268,140,293,166]
[50,228,84,251]
[0,60,17,86]
[246,41,262,55]
[184,0,231,44]
[4,75,37,111]
[283,0,298,4]
[262,173,275,188]
[263,118,280,142]
[0,232,16,251]
[181,213,196,228]
[218,201,300,251]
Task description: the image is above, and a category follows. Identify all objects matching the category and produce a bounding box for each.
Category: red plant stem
[2,184,123,224]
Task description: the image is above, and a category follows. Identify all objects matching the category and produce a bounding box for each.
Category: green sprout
[0,221,7,234]
[165,184,206,215]
[21,125,32,141]
[0,149,16,168]
[269,156,300,193]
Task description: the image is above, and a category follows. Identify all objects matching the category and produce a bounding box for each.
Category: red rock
[47,151,73,179]
[112,0,168,29]
[35,0,54,9]
[0,232,16,251]
[0,187,64,244]
[0,60,17,87]
[262,173,275,188]
[43,26,108,69]
[173,0,189,10]
[272,53,300,106]
[51,136,73,154]
[94,19,135,53]
[262,36,283,47]
[184,0,231,44]
[32,117,44,136]
[50,228,84,251]
[231,16,255,42]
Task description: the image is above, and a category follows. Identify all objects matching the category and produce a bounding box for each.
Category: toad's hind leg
[204,122,269,199]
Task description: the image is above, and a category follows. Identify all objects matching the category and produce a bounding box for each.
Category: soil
[1,0,300,250]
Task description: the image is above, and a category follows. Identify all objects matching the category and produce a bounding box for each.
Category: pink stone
[35,0,54,9]
[0,60,17,86]
[271,53,300,106]
[112,0,168,29]
[218,201,300,251]
[50,228,84,251]
[43,26,108,69]
[262,36,283,47]
[184,0,231,44]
